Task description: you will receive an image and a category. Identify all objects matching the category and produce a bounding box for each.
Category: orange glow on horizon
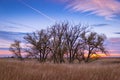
[0,50,120,57]
[84,53,120,58]
[91,53,120,58]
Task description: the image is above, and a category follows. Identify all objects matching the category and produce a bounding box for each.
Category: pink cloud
[109,38,120,43]
[109,53,120,57]
[107,38,120,57]
[62,0,120,20]
[0,50,11,55]
[0,50,12,57]
[0,39,12,48]
[0,50,27,57]
[0,38,27,49]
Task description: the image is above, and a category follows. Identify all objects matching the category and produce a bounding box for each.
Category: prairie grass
[0,58,120,80]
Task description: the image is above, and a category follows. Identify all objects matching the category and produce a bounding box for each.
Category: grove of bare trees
[9,22,108,63]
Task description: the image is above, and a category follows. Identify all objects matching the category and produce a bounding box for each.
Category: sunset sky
[0,0,120,57]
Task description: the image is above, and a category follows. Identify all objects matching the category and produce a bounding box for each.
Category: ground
[0,58,120,80]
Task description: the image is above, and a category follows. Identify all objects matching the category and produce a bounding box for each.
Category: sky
[0,0,120,57]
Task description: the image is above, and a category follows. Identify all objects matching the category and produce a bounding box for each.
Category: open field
[0,58,120,80]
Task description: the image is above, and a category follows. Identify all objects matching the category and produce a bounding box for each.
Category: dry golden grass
[0,58,120,80]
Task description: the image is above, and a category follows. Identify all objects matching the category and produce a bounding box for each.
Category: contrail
[19,0,55,22]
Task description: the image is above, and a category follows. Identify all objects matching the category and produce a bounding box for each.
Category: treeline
[9,22,108,63]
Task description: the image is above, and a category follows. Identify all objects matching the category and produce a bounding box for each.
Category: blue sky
[0,0,120,57]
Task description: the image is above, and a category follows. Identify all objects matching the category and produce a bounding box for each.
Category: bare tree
[24,29,51,62]
[64,24,88,63]
[9,40,23,60]
[49,22,68,63]
[81,32,108,62]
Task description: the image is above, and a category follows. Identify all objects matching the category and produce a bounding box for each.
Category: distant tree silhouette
[81,32,108,62]
[9,40,23,60]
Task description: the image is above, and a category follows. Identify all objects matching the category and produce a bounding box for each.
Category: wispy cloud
[0,31,27,42]
[1,19,34,28]
[0,39,13,48]
[91,23,109,27]
[0,19,37,30]
[19,0,55,22]
[114,32,120,34]
[109,38,120,43]
[0,25,17,29]
[61,0,120,20]
[0,19,38,32]
[0,50,12,57]
[0,31,28,49]
[107,38,120,54]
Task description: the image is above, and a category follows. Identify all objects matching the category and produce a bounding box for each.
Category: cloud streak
[0,19,35,29]
[114,32,120,34]
[0,31,27,42]
[0,31,28,50]
[0,39,13,49]
[0,50,12,57]
[91,23,109,27]
[62,0,120,20]
[107,38,120,54]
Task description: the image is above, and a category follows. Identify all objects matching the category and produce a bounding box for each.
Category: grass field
[0,58,120,80]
